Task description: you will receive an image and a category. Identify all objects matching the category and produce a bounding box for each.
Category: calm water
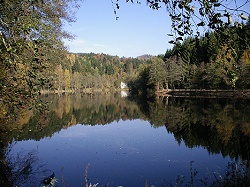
[1,94,250,187]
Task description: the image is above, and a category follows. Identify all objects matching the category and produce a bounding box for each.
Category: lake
[1,93,250,187]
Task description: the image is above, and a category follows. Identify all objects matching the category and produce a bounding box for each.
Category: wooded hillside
[47,53,150,93]
[129,21,250,96]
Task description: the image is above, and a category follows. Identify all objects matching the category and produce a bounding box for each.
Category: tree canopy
[113,0,250,43]
[0,0,80,121]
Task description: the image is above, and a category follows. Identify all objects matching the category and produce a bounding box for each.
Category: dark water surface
[1,94,250,187]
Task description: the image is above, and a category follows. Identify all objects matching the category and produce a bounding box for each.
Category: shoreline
[156,89,250,99]
[40,88,129,95]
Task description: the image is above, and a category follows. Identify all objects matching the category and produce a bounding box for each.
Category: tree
[72,72,81,91]
[165,55,185,89]
[114,0,250,42]
[236,50,250,89]
[0,0,79,120]
[54,64,64,92]
[64,69,71,91]
[148,57,166,90]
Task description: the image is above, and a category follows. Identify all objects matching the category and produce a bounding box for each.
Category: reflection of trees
[136,97,250,160]
[1,94,144,145]
[1,94,250,185]
[2,93,250,162]
[0,143,51,187]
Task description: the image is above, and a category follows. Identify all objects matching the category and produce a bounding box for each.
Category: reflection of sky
[10,119,231,187]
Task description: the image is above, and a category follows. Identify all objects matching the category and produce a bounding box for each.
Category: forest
[129,21,250,95]
[48,53,149,93]
[1,0,250,122]
[21,20,250,96]
[43,21,250,98]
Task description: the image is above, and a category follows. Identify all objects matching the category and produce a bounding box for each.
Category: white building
[121,90,128,97]
[120,82,127,89]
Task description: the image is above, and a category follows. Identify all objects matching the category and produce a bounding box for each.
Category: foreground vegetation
[0,0,80,124]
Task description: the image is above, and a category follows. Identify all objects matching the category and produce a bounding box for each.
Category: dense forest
[48,53,150,93]
[30,18,250,98]
[129,21,250,95]
[27,20,250,96]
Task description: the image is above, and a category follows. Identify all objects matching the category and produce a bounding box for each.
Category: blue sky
[63,0,173,57]
[63,0,250,57]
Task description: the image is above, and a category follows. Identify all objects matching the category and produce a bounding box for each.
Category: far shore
[40,88,250,99]
[40,88,129,95]
[156,89,250,98]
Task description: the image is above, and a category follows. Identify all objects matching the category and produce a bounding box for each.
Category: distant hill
[48,52,152,92]
[136,54,153,60]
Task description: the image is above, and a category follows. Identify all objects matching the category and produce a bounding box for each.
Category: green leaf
[7,46,12,52]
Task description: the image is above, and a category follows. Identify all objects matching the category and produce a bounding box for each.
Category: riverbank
[41,88,250,99]
[156,89,250,98]
[40,88,129,95]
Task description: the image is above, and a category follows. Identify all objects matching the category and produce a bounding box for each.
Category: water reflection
[1,94,250,186]
[0,143,56,187]
[145,97,250,160]
[0,94,142,143]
